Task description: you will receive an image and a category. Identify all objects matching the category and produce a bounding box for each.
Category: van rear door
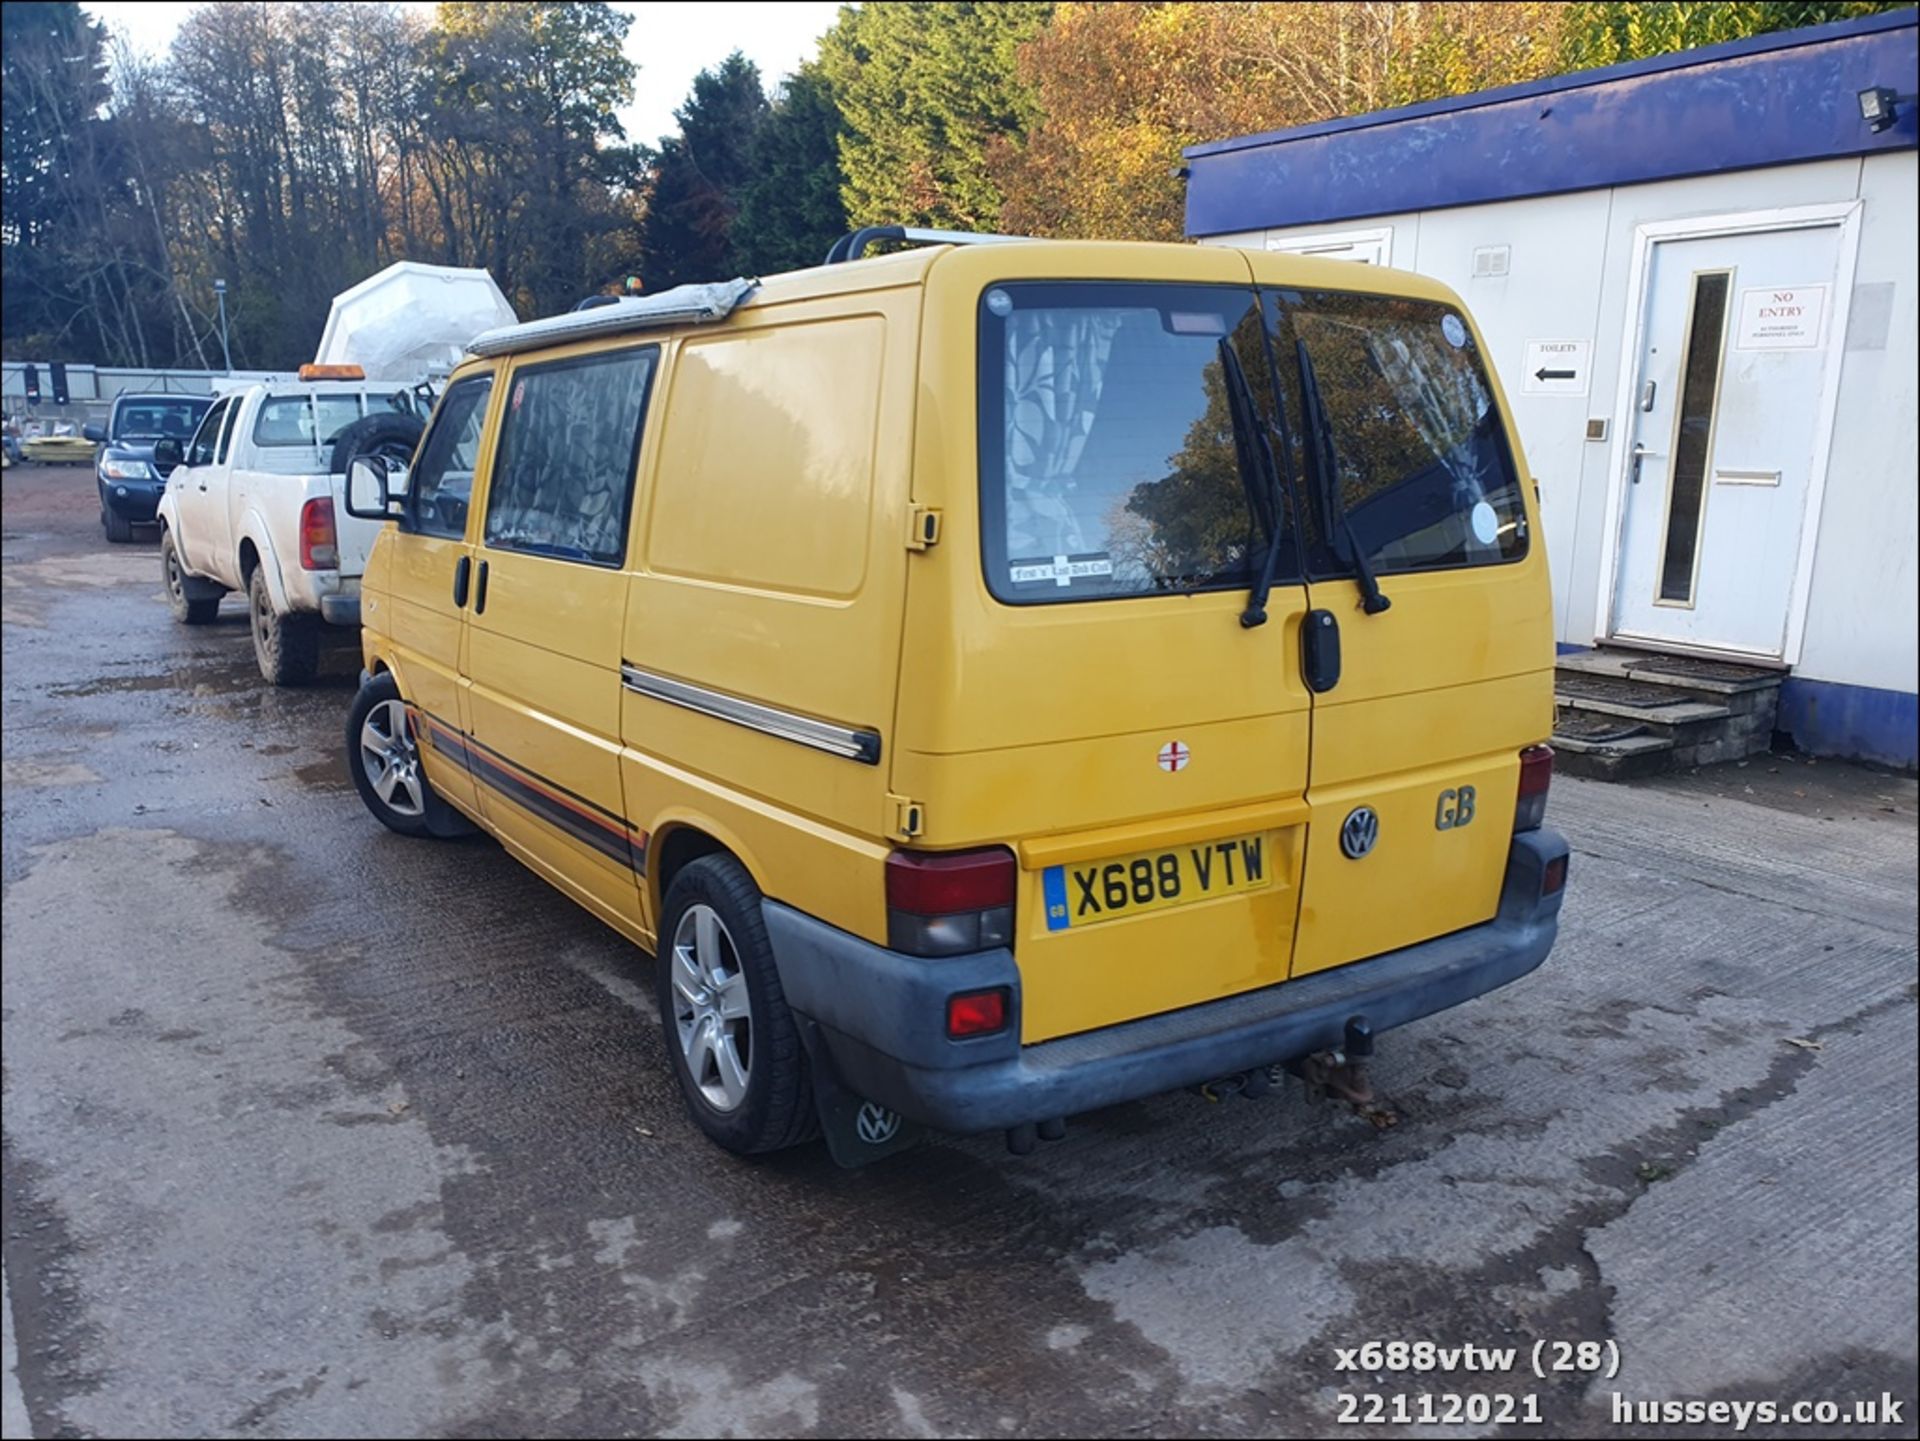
[1247,263,1555,977]
[897,245,1315,1044]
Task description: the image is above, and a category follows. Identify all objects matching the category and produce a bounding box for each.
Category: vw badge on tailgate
[1340,806,1380,859]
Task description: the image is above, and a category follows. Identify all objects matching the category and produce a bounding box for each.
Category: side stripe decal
[414,710,649,876]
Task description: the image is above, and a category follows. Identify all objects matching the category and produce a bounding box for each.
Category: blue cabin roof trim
[1184,8,1919,238]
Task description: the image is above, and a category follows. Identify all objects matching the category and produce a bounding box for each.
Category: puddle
[292,759,353,792]
[49,667,260,699]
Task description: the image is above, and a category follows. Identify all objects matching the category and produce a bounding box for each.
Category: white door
[1610,222,1845,658]
[170,395,231,575]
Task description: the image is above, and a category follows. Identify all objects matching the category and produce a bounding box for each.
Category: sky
[82,0,844,148]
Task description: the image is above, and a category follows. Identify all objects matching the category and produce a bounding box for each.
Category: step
[1552,648,1782,778]
[1553,672,1732,728]
[1556,648,1783,699]
[1550,726,1676,782]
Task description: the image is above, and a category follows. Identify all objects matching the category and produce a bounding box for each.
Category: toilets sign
[1736,284,1828,350]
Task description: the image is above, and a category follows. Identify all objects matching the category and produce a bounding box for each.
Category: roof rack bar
[823,225,1035,265]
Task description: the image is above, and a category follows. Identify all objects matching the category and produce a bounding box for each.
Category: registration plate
[1042,833,1270,931]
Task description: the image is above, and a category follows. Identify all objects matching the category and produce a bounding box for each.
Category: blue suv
[85,393,213,543]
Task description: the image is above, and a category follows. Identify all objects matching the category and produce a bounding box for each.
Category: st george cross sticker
[1157,739,1190,773]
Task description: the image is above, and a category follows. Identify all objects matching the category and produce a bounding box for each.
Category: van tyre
[248,566,320,685]
[161,528,219,624]
[656,855,818,1155]
[344,671,475,839]
[102,506,133,543]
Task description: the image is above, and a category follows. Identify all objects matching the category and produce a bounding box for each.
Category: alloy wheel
[670,904,754,1112]
[357,698,426,818]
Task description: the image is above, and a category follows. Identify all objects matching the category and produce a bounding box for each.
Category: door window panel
[977,282,1294,604]
[1657,270,1732,605]
[1264,289,1528,577]
[215,400,240,463]
[484,347,655,567]
[186,398,228,466]
[408,375,493,541]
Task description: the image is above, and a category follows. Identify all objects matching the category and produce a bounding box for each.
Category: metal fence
[2,362,290,430]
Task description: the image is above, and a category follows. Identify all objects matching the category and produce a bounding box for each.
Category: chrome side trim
[621,664,882,765]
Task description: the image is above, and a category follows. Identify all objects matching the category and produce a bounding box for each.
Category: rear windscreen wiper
[1295,338,1390,615]
[1217,338,1286,629]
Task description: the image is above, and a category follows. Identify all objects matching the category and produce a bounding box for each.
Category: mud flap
[796,1016,925,1168]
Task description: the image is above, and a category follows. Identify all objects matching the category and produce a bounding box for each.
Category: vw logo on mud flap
[1340,806,1380,860]
[855,1101,902,1146]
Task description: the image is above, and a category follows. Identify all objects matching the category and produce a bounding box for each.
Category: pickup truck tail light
[1515,744,1553,832]
[885,846,1016,957]
[299,497,339,570]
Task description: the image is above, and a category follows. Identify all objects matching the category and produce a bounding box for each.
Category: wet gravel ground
[3,462,1916,1438]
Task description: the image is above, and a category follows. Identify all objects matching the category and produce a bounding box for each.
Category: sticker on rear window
[1442,314,1468,348]
[1470,500,1499,544]
[1010,553,1114,588]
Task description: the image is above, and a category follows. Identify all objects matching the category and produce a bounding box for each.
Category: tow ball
[1290,1016,1377,1107]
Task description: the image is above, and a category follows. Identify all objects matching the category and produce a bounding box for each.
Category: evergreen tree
[636,52,769,290]
[818,1,1051,233]
[733,65,850,275]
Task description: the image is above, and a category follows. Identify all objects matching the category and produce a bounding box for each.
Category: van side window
[484,348,656,566]
[186,398,229,467]
[409,375,493,541]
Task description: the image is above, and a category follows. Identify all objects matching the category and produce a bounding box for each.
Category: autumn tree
[996,2,1567,243]
[418,2,641,319]
[1558,0,1905,68]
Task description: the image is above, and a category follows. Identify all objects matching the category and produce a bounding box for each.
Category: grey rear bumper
[763,827,1569,1135]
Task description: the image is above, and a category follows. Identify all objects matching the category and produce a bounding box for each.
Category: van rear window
[976,282,1527,606]
[1265,289,1528,578]
[977,282,1289,604]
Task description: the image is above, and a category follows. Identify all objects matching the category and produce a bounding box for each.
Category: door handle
[474,560,490,615]
[1640,378,1658,412]
[1629,443,1663,486]
[1301,608,1341,693]
[453,555,471,607]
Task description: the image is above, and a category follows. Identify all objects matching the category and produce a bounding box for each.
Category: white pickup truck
[156,372,427,684]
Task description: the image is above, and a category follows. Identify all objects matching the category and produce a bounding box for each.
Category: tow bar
[1296,1015,1375,1105]
[1290,1016,1397,1128]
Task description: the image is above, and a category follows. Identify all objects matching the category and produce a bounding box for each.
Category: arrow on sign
[1534,367,1576,382]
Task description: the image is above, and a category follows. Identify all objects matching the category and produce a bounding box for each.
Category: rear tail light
[885,846,1016,956]
[946,987,1009,1039]
[299,496,339,570]
[1515,744,1553,832]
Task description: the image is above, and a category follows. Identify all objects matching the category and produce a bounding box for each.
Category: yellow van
[342,228,1569,1164]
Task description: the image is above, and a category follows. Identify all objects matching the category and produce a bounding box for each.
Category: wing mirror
[152,437,184,473]
[82,423,107,443]
[343,454,405,521]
